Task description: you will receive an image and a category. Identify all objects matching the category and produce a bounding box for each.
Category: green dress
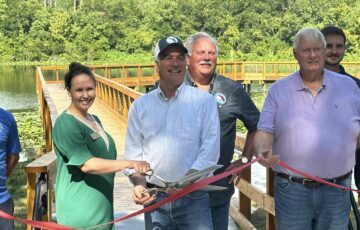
[53,112,116,229]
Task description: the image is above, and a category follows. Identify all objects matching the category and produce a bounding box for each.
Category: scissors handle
[143,187,166,196]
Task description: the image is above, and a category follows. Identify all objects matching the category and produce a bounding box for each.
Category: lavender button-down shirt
[258,69,360,178]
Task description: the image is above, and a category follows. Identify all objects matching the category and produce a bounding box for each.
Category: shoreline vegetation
[0,55,359,67]
[1,1,360,64]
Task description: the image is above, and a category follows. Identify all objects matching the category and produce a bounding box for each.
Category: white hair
[293,28,326,50]
[185,32,219,56]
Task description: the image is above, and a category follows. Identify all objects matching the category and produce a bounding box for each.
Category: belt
[276,171,352,188]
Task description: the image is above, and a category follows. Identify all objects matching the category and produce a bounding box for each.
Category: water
[0,65,37,111]
[0,65,38,161]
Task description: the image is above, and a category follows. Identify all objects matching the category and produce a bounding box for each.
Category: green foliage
[1,0,360,63]
[13,111,45,156]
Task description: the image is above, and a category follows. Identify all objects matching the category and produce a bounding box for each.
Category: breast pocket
[179,117,201,144]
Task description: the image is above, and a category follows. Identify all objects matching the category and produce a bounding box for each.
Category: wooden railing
[94,75,142,121]
[233,133,275,230]
[24,67,59,229]
[39,62,360,88]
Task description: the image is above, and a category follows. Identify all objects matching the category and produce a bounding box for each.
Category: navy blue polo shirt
[185,72,260,206]
[339,65,360,88]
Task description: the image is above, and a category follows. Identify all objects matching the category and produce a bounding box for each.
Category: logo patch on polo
[214,93,226,105]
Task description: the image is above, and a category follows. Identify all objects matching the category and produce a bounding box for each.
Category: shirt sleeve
[6,113,21,155]
[124,103,144,176]
[231,84,260,131]
[191,95,220,170]
[53,114,93,166]
[257,86,277,133]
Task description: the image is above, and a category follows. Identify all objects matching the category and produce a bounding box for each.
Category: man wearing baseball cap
[125,36,220,229]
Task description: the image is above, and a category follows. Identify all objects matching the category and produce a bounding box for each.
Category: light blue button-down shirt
[124,83,220,186]
[258,69,360,178]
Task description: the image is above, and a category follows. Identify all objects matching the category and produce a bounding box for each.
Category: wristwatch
[241,157,248,164]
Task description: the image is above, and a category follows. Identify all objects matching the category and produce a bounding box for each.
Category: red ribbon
[0,157,358,229]
[0,210,73,230]
[278,161,360,192]
[87,157,261,229]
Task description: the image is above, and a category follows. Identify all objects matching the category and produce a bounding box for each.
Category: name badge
[90,132,100,140]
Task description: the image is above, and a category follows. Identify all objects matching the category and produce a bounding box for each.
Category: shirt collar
[157,81,186,101]
[295,70,327,91]
[185,71,216,93]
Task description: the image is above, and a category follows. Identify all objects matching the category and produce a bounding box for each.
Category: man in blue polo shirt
[0,108,21,230]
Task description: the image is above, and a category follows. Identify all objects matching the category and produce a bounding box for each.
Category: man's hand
[258,150,280,167]
[226,158,248,184]
[132,185,155,205]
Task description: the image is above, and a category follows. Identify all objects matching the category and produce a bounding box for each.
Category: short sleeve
[6,113,21,155]
[53,114,93,166]
[231,85,260,131]
[257,87,277,133]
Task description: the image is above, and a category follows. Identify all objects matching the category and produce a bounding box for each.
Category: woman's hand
[130,160,151,174]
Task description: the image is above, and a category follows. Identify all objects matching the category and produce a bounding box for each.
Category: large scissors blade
[199,185,227,191]
[175,164,223,188]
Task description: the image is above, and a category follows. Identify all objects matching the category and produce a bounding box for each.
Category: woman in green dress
[52,62,150,229]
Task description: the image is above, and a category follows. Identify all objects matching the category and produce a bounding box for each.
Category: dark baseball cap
[154,36,188,60]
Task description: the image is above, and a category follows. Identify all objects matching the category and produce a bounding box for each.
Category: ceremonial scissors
[143,165,226,195]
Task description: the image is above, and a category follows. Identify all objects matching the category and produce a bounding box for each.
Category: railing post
[266,168,276,230]
[239,166,251,219]
[26,172,36,230]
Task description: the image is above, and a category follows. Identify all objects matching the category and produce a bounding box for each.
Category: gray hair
[293,28,326,50]
[185,32,219,56]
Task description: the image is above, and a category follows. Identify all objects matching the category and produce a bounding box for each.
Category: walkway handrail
[40,62,360,88]
[94,74,142,122]
[25,152,57,230]
[35,66,58,153]
[24,67,59,229]
[232,133,275,230]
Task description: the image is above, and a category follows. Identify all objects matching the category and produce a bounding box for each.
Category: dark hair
[320,25,346,44]
[64,62,96,90]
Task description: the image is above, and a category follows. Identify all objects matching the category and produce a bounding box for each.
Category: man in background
[321,26,360,190]
[184,32,260,230]
[0,108,21,230]
[321,25,360,87]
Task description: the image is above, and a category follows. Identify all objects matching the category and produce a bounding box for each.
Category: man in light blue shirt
[256,28,360,230]
[125,36,220,229]
[0,108,21,230]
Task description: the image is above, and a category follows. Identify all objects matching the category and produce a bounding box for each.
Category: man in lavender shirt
[255,28,360,230]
